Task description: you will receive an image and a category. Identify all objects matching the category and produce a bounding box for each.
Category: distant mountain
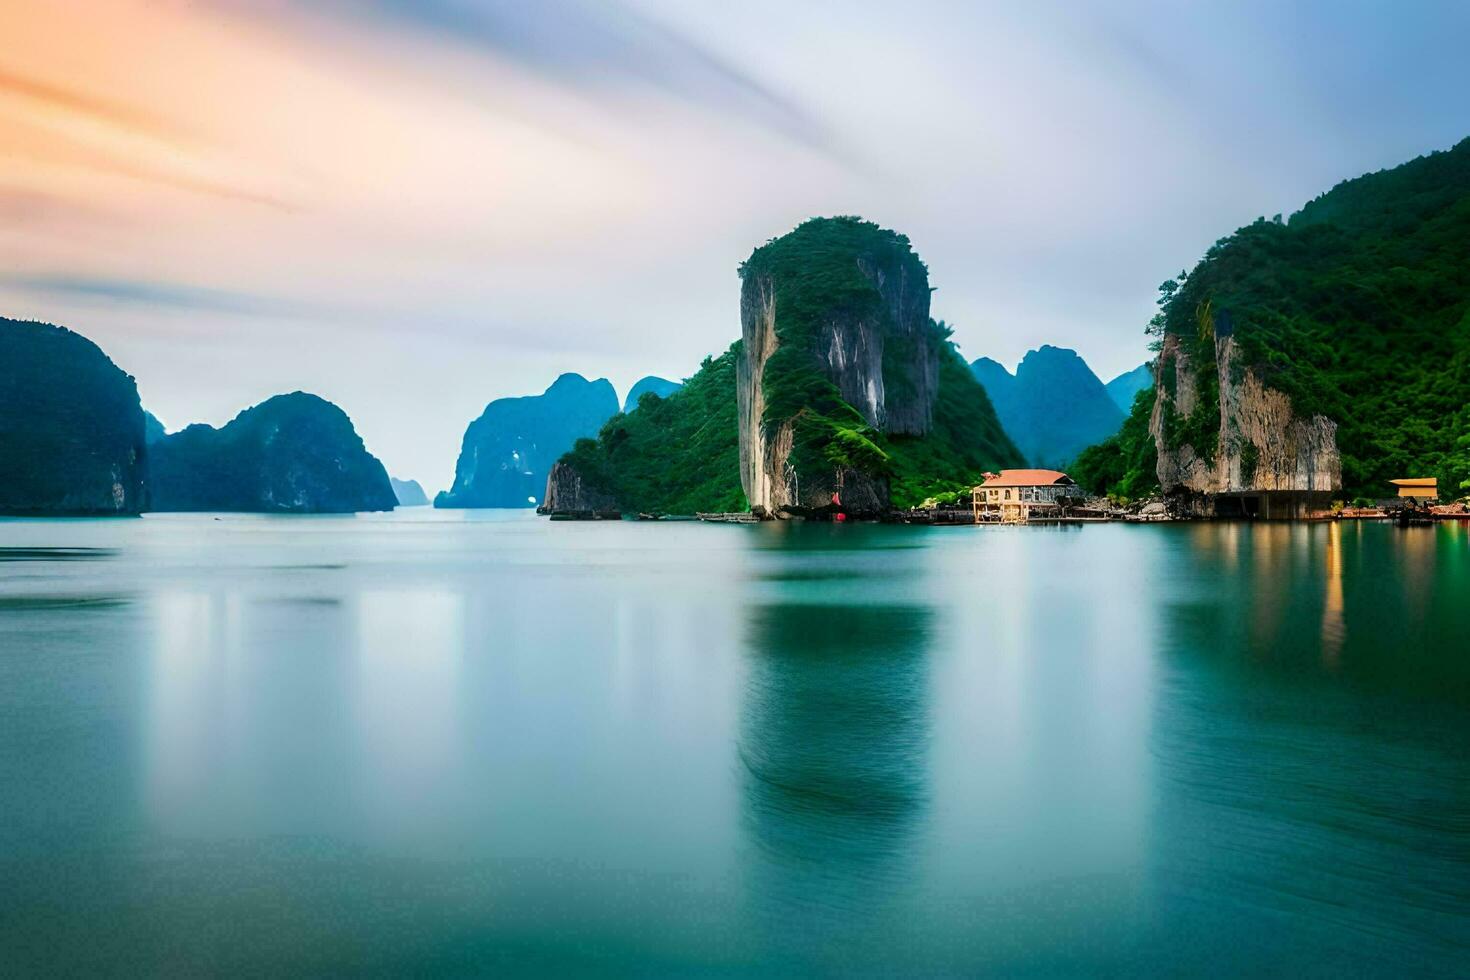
[390,477,429,507]
[0,317,148,515]
[436,373,619,509]
[150,392,395,513]
[969,357,1019,420]
[1104,363,1153,414]
[623,376,681,414]
[969,346,1125,468]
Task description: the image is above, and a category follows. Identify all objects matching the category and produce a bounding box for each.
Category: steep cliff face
[437,373,617,509]
[539,460,622,515]
[0,318,148,515]
[150,392,395,513]
[1152,322,1341,497]
[736,217,950,516]
[1142,137,1470,498]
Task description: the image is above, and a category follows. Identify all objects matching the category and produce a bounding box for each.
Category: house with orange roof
[1389,477,1437,500]
[972,469,1082,524]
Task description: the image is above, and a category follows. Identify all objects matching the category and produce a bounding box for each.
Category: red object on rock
[834,512,847,523]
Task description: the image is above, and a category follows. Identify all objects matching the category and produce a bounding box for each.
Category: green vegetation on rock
[558,345,747,514]
[737,216,1023,512]
[741,217,922,482]
[1151,137,1470,497]
[886,331,1023,506]
[1071,386,1160,501]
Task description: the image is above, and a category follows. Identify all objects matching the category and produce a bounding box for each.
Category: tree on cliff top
[1071,386,1159,502]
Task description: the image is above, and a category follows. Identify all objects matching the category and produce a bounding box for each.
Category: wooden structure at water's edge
[971,470,1085,524]
[1390,478,1438,499]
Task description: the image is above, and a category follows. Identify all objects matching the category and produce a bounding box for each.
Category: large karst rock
[437,373,618,509]
[1143,137,1470,502]
[149,392,395,513]
[539,218,1020,519]
[1151,319,1340,499]
[0,318,148,515]
[736,217,938,516]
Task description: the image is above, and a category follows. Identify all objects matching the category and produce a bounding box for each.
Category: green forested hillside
[559,345,748,514]
[1071,386,1159,501]
[886,332,1022,505]
[1151,137,1470,497]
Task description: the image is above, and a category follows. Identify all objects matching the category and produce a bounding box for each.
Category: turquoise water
[1,512,1467,974]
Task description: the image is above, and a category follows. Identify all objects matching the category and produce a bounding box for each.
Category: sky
[2,1,1468,493]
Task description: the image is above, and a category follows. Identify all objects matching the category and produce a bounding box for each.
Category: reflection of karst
[737,602,931,922]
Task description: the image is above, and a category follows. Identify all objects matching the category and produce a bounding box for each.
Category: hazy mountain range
[970,346,1146,468]
[435,373,683,508]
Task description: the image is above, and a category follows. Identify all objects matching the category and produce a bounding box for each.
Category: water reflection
[1172,522,1470,697]
[1321,520,1344,666]
[353,590,465,834]
[1151,522,1470,974]
[3,515,1468,974]
[737,601,931,953]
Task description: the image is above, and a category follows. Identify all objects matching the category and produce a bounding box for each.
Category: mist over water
[1,513,1467,974]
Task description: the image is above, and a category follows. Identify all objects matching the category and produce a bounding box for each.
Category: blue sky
[2,0,1467,490]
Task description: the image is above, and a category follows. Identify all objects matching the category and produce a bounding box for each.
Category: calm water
[1,512,1467,975]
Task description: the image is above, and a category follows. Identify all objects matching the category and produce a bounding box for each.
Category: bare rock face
[737,274,779,512]
[1152,325,1341,498]
[736,217,936,517]
[539,461,621,515]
